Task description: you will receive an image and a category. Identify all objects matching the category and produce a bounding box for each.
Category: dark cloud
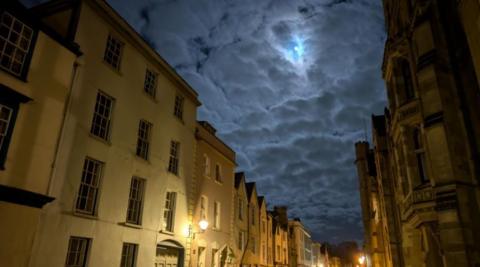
[24,0,387,243]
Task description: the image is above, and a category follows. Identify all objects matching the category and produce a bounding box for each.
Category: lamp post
[191,219,209,239]
[358,255,366,266]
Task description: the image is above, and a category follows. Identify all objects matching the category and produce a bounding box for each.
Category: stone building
[191,121,237,267]
[234,172,250,267]
[0,2,79,266]
[243,182,261,266]
[271,206,289,267]
[25,0,201,266]
[288,218,312,267]
[356,0,480,266]
[258,196,269,267]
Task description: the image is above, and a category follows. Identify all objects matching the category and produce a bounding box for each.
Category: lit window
[163,191,176,232]
[213,201,220,229]
[90,91,114,141]
[168,140,180,175]
[103,34,123,70]
[75,157,103,215]
[120,243,137,267]
[126,177,145,225]
[173,95,184,120]
[0,12,33,76]
[136,120,152,160]
[143,69,157,98]
[65,236,90,267]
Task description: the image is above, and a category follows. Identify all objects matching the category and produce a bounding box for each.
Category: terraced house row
[0,1,327,267]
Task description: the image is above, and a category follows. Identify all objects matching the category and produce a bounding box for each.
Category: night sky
[29,0,388,243]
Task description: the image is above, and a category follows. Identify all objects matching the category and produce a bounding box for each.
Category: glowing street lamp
[199,219,209,232]
[358,255,366,265]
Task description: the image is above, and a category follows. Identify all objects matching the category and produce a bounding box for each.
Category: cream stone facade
[191,121,236,267]
[271,207,289,267]
[234,172,250,267]
[243,182,261,266]
[26,0,200,266]
[288,219,312,267]
[266,212,274,267]
[0,2,79,267]
[355,0,480,266]
[258,197,268,267]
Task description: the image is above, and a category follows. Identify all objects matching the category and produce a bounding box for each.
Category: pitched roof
[257,196,265,207]
[245,182,256,200]
[234,172,245,189]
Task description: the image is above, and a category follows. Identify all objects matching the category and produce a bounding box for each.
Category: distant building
[191,121,237,267]
[356,0,480,266]
[311,242,322,267]
[329,256,341,267]
[288,218,312,267]
[0,2,79,266]
[234,172,249,267]
[271,206,289,267]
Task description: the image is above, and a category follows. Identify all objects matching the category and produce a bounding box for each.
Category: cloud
[26,0,385,243]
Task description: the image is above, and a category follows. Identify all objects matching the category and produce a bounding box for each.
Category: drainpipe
[47,55,83,196]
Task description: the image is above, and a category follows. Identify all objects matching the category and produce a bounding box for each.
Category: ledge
[0,184,54,208]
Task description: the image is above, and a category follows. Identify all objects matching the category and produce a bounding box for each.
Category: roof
[257,196,265,207]
[245,182,256,200]
[234,172,245,189]
[196,121,236,164]
[372,114,386,136]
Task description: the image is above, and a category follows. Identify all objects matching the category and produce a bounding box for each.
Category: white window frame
[75,157,103,215]
[173,95,184,120]
[120,242,137,267]
[126,177,145,225]
[215,163,222,182]
[213,201,220,229]
[0,104,13,151]
[90,91,114,141]
[168,140,180,175]
[103,34,124,70]
[163,191,176,232]
[143,68,157,98]
[0,12,34,76]
[65,236,90,267]
[203,154,210,177]
[200,195,208,221]
[136,119,152,160]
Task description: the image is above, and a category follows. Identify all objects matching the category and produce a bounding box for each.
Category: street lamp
[358,255,366,265]
[199,219,209,232]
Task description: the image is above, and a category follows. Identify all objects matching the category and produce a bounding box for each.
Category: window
[0,104,13,158]
[173,95,184,120]
[168,140,180,175]
[238,198,244,220]
[213,201,220,229]
[251,207,255,225]
[238,231,245,249]
[143,69,157,98]
[75,157,103,215]
[136,120,152,160]
[0,12,34,76]
[215,163,222,182]
[126,177,145,225]
[103,34,123,70]
[203,154,210,177]
[90,91,114,141]
[120,243,137,267]
[413,128,429,184]
[163,191,176,232]
[401,59,415,101]
[200,195,208,220]
[211,248,218,267]
[65,237,90,267]
[251,236,256,253]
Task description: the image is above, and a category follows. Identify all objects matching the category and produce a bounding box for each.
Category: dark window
[126,177,145,225]
[136,120,152,160]
[0,12,34,76]
[0,85,30,169]
[75,157,103,215]
[215,163,222,182]
[143,69,157,98]
[163,191,176,232]
[168,141,180,175]
[120,243,137,267]
[413,128,429,184]
[173,95,184,120]
[65,237,90,267]
[401,60,415,101]
[90,91,114,141]
[103,34,123,70]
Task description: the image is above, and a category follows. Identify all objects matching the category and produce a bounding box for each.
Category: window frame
[103,33,124,71]
[136,119,152,160]
[90,90,115,141]
[213,201,220,229]
[163,191,176,232]
[413,128,429,184]
[75,157,104,216]
[65,236,91,267]
[203,154,210,177]
[120,242,138,267]
[215,163,222,183]
[0,11,37,79]
[143,68,157,98]
[126,177,146,225]
[173,94,184,120]
[200,195,208,221]
[168,140,180,175]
